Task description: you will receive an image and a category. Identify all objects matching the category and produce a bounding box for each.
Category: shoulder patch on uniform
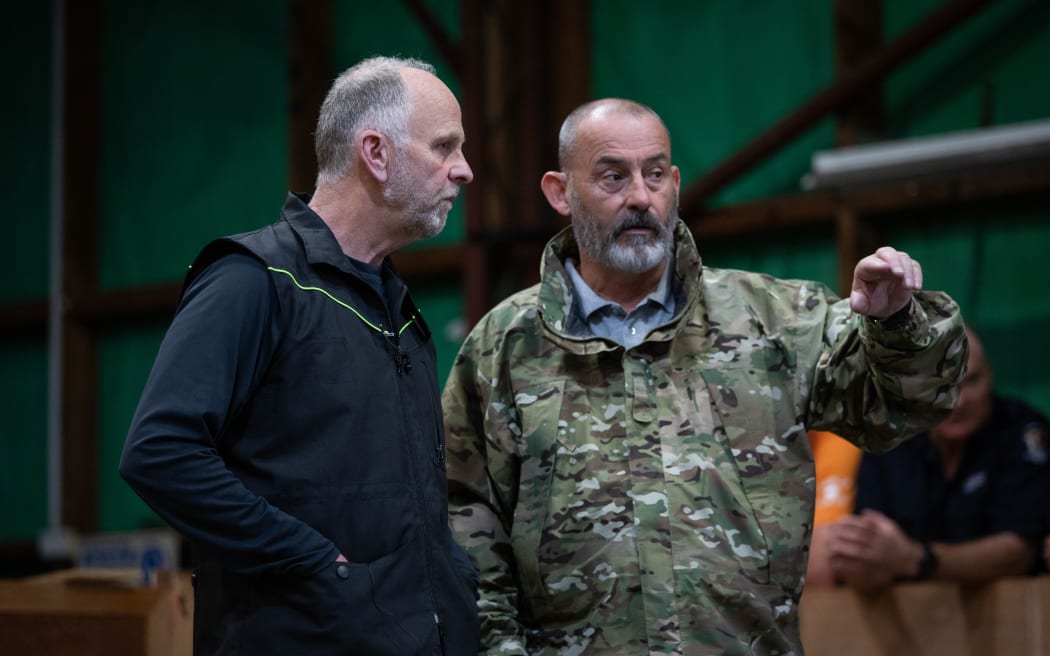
[1022,422,1048,464]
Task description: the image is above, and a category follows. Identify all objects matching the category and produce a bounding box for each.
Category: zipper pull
[435,613,447,653]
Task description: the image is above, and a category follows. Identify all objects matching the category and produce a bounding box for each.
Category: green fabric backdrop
[2,0,1047,541]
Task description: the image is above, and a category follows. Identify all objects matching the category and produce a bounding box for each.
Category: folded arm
[826,510,1037,587]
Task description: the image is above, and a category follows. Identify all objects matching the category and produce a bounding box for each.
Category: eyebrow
[430,131,464,147]
[593,153,670,169]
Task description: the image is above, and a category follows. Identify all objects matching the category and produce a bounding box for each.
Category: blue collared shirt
[564,258,677,350]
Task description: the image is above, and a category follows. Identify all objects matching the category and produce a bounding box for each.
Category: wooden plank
[61,0,102,533]
[0,569,192,656]
[403,0,463,74]
[390,244,465,279]
[70,283,181,328]
[834,0,885,147]
[801,577,1050,656]
[686,157,1050,237]
[460,0,488,325]
[0,300,48,338]
[679,0,994,215]
[4,158,1046,334]
[286,0,332,193]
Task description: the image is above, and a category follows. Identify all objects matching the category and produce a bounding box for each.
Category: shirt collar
[564,257,676,321]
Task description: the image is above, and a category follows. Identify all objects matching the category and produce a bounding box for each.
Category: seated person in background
[825,327,1050,588]
[805,431,863,587]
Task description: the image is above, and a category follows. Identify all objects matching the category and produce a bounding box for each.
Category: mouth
[614,211,661,239]
[615,224,658,242]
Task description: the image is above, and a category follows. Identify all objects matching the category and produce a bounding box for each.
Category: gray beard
[571,197,676,273]
[384,157,449,239]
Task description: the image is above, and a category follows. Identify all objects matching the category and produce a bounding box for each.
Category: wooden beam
[0,249,469,335]
[688,157,1050,237]
[548,0,591,138]
[4,158,1045,334]
[679,0,994,217]
[833,0,884,295]
[287,0,332,193]
[391,244,465,279]
[403,0,464,74]
[460,0,487,325]
[689,194,838,239]
[0,300,48,339]
[834,0,885,147]
[834,206,882,297]
[61,0,101,534]
[64,247,469,328]
[70,283,181,328]
[455,0,590,320]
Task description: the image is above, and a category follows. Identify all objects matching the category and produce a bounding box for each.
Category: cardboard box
[0,568,192,656]
[800,576,1050,656]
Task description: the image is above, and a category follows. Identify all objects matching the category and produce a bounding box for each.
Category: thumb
[850,290,869,314]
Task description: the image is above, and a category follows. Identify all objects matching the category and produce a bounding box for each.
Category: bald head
[314,56,438,186]
[932,325,993,442]
[557,98,670,171]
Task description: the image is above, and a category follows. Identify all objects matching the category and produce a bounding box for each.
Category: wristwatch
[914,541,939,580]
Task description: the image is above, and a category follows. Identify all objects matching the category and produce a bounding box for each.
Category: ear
[357,130,391,183]
[540,171,571,216]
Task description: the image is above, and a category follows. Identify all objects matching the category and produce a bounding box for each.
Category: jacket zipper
[386,309,445,653]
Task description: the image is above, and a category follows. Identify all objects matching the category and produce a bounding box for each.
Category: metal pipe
[40,0,75,560]
[47,0,66,535]
[803,118,1050,189]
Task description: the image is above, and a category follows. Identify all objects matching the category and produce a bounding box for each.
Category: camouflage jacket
[443,221,966,655]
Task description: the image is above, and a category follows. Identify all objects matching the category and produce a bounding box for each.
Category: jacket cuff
[862,296,930,350]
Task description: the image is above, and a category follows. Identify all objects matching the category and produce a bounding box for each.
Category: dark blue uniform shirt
[855,395,1049,544]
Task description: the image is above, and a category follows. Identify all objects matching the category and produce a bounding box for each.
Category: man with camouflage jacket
[442,98,967,654]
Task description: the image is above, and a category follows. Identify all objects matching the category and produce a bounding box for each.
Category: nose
[624,173,651,211]
[450,151,474,185]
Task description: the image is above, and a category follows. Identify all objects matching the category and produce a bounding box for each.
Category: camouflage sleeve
[442,328,528,655]
[804,289,968,452]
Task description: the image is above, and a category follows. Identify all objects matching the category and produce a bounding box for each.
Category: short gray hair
[557,98,668,170]
[314,56,437,185]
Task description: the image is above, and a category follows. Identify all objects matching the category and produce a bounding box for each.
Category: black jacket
[120,193,479,654]
[856,394,1050,545]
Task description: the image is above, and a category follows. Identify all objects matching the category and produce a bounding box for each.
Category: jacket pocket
[698,360,811,594]
[434,538,482,656]
[513,375,638,624]
[239,537,437,655]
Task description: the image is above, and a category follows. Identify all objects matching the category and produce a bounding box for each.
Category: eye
[598,172,626,192]
[433,140,455,155]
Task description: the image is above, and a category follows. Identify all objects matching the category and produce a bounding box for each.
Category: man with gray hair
[121,56,477,655]
[443,97,968,654]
